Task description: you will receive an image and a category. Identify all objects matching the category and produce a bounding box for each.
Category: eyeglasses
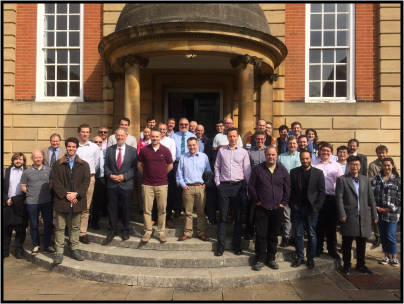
[99,131,108,134]
[180,124,189,126]
[94,141,102,143]
[349,163,360,167]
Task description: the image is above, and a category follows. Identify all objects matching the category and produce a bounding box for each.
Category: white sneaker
[390,257,399,267]
[379,256,390,265]
[31,246,39,255]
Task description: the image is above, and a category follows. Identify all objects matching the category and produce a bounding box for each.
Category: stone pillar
[231,54,263,143]
[116,54,149,141]
[259,73,278,125]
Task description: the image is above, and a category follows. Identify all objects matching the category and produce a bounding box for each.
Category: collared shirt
[77,141,100,174]
[138,144,173,186]
[172,131,197,161]
[96,149,105,178]
[20,165,52,205]
[160,137,176,161]
[212,131,243,150]
[115,144,126,163]
[248,145,266,169]
[282,137,314,158]
[214,145,251,186]
[197,138,205,153]
[166,130,175,138]
[48,146,60,166]
[315,154,339,162]
[66,154,77,171]
[176,152,212,188]
[352,177,360,215]
[312,158,344,195]
[7,166,24,198]
[339,161,347,174]
[107,134,137,149]
[277,151,301,174]
[102,140,107,153]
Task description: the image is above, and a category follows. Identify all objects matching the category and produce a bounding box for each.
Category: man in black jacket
[289,150,326,269]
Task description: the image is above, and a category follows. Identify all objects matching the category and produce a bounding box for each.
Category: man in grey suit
[336,155,378,275]
[41,133,66,167]
[104,128,137,241]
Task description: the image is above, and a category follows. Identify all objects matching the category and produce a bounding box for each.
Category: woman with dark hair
[306,128,319,158]
[372,157,401,267]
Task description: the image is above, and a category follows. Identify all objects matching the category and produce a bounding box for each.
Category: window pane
[336,66,347,80]
[311,15,322,29]
[337,31,348,46]
[322,82,334,97]
[324,14,335,29]
[324,3,335,12]
[311,4,322,13]
[337,3,349,12]
[45,82,55,96]
[309,82,321,97]
[56,32,67,46]
[45,66,55,80]
[44,49,55,64]
[44,32,54,47]
[44,15,54,30]
[70,50,80,64]
[69,32,80,47]
[309,66,321,80]
[70,66,80,80]
[69,3,80,14]
[57,82,68,97]
[69,15,80,30]
[337,14,348,29]
[310,31,322,46]
[323,31,335,46]
[45,3,55,14]
[57,15,67,30]
[336,49,347,63]
[336,82,347,97]
[57,3,67,14]
[323,66,334,80]
[57,66,68,80]
[323,49,334,63]
[310,50,321,63]
[57,49,68,64]
[69,82,80,96]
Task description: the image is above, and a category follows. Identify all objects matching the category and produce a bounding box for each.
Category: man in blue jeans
[289,150,325,269]
[20,150,54,255]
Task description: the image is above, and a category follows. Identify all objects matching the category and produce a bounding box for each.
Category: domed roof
[115,3,271,35]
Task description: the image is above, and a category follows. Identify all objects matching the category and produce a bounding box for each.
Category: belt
[186,183,203,187]
[90,174,95,177]
[221,181,243,185]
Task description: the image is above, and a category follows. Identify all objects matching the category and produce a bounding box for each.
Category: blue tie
[181,133,185,154]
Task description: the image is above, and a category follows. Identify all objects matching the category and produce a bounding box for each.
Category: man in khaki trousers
[176,137,212,241]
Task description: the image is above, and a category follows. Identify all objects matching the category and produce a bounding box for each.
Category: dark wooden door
[194,93,220,138]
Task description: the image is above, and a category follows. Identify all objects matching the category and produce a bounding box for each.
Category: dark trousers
[91,176,108,225]
[26,201,53,248]
[3,225,26,255]
[255,205,284,262]
[205,184,218,225]
[245,196,255,236]
[108,187,132,234]
[217,183,243,247]
[316,195,337,253]
[292,206,318,259]
[342,235,367,267]
[166,169,176,221]
[169,161,183,214]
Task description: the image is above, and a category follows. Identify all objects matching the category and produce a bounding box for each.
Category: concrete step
[22,239,338,289]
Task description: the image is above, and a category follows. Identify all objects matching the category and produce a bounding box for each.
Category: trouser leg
[119,188,133,233]
[27,204,40,248]
[70,212,81,251]
[217,183,230,248]
[195,186,207,236]
[142,185,155,235]
[266,207,284,261]
[107,187,119,234]
[306,209,318,259]
[155,185,168,236]
[355,236,367,267]
[231,183,243,247]
[14,226,27,254]
[91,177,105,225]
[283,204,293,239]
[80,176,95,236]
[3,225,13,255]
[55,212,67,254]
[137,171,144,211]
[341,235,353,267]
[254,205,268,263]
[182,186,194,237]
[292,208,305,259]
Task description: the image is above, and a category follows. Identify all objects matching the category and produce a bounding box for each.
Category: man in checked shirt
[214,127,251,257]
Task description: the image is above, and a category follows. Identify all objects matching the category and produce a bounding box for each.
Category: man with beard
[166,118,176,138]
[276,125,289,156]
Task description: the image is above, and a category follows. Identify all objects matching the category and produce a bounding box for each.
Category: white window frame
[305,3,356,103]
[36,3,84,102]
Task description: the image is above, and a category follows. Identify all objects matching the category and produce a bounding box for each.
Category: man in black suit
[104,128,137,241]
[289,149,326,269]
[347,139,367,176]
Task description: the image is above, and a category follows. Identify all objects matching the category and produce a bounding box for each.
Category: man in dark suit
[336,155,378,275]
[104,128,137,241]
[347,139,367,176]
[289,150,326,269]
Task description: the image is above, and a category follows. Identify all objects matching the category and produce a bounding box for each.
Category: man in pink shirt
[311,142,343,259]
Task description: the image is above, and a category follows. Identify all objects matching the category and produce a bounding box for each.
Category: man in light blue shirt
[176,137,212,242]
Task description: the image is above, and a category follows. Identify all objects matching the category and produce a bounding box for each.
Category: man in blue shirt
[176,137,212,241]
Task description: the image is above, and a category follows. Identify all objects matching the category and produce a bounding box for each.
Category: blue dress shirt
[352,177,360,215]
[96,149,105,178]
[282,137,315,159]
[176,152,212,188]
[277,151,301,174]
[197,138,205,153]
[172,131,198,161]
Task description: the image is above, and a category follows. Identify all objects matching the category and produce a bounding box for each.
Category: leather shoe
[215,245,224,256]
[174,212,181,218]
[307,258,315,269]
[291,258,304,267]
[266,260,279,269]
[355,265,373,274]
[79,235,90,244]
[374,236,381,247]
[328,250,341,259]
[342,265,350,275]
[151,221,156,226]
[122,233,130,241]
[198,235,209,241]
[15,252,23,259]
[166,220,174,228]
[252,262,263,271]
[178,235,191,241]
[280,237,289,247]
[106,233,117,241]
[142,233,151,243]
[234,245,242,255]
[159,235,167,243]
[91,223,100,230]
[315,249,323,257]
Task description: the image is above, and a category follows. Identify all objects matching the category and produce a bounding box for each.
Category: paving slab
[4,261,40,274]
[223,286,254,301]
[3,289,38,301]
[325,270,358,290]
[28,294,76,301]
[173,289,223,301]
[3,274,53,290]
[254,294,302,301]
[73,281,131,301]
[389,289,401,300]
[36,274,89,295]
[125,287,173,301]
[251,281,297,295]
[345,289,399,301]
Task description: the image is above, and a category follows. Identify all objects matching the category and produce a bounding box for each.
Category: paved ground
[2,249,401,301]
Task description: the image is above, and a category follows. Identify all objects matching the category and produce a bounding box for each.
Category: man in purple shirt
[214,128,251,257]
[248,146,291,270]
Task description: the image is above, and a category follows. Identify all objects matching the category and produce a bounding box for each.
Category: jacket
[104,144,137,189]
[371,173,401,223]
[51,155,91,213]
[356,153,368,176]
[368,159,382,180]
[41,146,67,167]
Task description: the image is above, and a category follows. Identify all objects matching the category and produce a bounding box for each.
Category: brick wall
[3,3,17,101]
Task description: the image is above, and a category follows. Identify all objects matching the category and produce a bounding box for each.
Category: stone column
[231,54,263,143]
[116,54,149,141]
[259,73,278,125]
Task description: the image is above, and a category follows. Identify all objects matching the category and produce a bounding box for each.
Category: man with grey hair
[189,121,198,135]
[107,118,137,149]
[98,126,109,153]
[41,133,67,167]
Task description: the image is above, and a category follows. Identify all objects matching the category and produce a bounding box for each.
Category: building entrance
[168,92,220,138]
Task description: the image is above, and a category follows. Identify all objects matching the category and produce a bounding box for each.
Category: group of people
[3,116,401,274]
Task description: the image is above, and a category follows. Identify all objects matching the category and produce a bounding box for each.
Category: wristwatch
[75,192,80,199]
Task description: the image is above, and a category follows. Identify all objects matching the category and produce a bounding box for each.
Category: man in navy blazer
[104,128,137,241]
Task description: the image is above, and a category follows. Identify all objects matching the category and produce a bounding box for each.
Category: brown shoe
[79,235,90,244]
[159,235,167,243]
[151,221,156,226]
[177,235,191,241]
[198,235,209,241]
[174,212,181,218]
[166,220,174,228]
[142,233,151,243]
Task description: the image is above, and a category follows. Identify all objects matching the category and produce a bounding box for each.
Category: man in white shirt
[76,123,101,244]
[212,117,243,151]
[107,118,137,148]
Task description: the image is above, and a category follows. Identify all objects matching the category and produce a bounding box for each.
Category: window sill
[35,97,84,102]
[305,99,356,103]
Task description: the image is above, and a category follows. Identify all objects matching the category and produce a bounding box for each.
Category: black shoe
[266,260,279,269]
[122,232,130,241]
[289,237,294,246]
[44,246,56,254]
[374,236,381,247]
[328,251,341,259]
[91,223,100,230]
[280,237,289,247]
[315,249,323,257]
[15,252,24,259]
[355,265,373,275]
[106,232,117,241]
[138,210,144,215]
[252,262,263,271]
[307,258,315,269]
[215,245,224,256]
[342,265,350,275]
[245,234,252,241]
[291,258,304,267]
[234,245,242,255]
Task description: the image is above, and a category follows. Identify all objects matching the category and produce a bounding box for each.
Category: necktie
[352,176,359,184]
[50,149,56,166]
[117,148,122,170]
[181,133,185,154]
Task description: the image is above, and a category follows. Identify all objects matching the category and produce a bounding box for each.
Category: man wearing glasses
[98,127,108,153]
